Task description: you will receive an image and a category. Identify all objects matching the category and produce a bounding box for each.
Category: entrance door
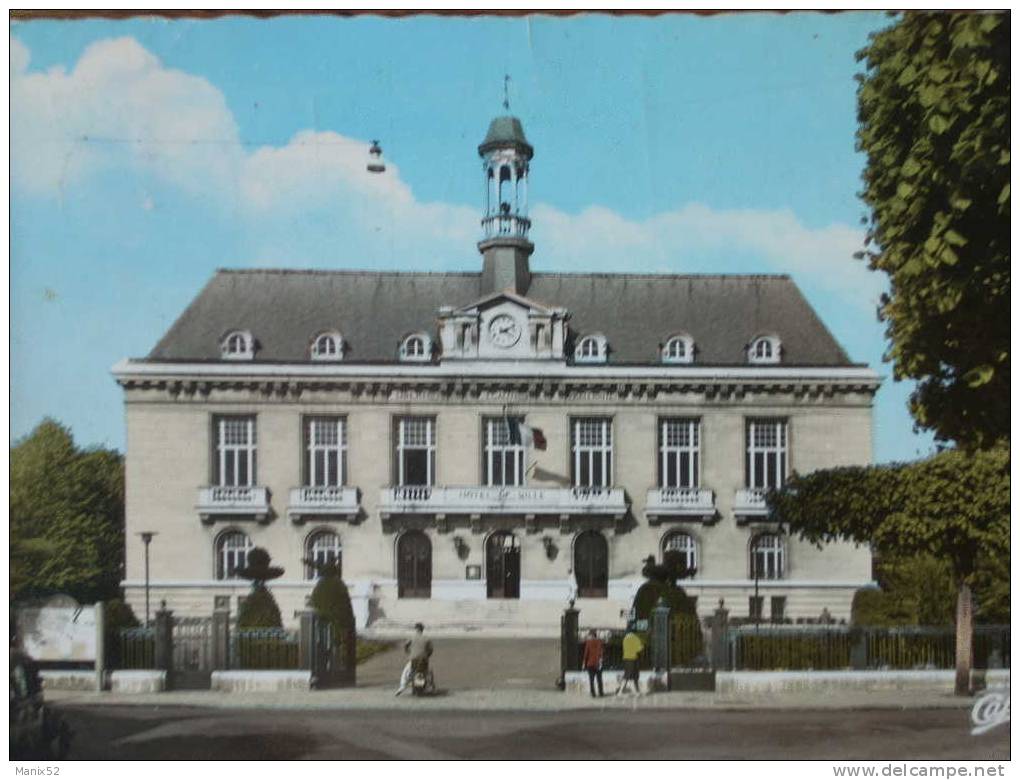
[397,531,432,598]
[574,531,608,598]
[486,531,521,599]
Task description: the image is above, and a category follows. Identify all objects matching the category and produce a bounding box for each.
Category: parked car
[9,649,72,759]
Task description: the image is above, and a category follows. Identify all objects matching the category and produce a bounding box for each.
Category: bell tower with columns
[478,100,534,296]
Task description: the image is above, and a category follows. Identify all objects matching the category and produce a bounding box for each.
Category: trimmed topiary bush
[103,598,141,667]
[236,548,284,629]
[306,558,354,637]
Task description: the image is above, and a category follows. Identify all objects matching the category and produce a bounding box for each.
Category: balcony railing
[733,487,770,518]
[197,485,270,524]
[379,485,627,517]
[287,486,360,524]
[481,213,531,240]
[645,487,716,523]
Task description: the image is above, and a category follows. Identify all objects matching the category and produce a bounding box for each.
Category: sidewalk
[46,685,983,713]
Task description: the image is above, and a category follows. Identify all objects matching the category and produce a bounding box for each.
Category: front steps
[363,596,627,637]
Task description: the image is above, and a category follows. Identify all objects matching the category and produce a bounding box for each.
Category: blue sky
[10,12,935,463]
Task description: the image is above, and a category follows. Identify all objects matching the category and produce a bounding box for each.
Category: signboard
[465,565,481,580]
[16,596,97,662]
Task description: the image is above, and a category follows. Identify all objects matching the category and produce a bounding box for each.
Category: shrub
[237,584,283,628]
[102,598,141,667]
[236,547,284,629]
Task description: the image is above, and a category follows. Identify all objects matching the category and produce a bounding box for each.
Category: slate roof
[479,115,533,158]
[147,269,855,366]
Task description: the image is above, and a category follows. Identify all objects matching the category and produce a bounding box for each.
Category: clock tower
[478,112,534,297]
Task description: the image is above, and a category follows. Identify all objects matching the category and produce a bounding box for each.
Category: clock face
[488,314,521,348]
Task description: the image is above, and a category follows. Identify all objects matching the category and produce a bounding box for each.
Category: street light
[138,532,157,627]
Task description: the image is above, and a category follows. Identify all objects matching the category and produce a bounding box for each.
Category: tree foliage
[769,444,1009,591]
[856,12,1009,447]
[10,419,125,603]
[852,554,956,626]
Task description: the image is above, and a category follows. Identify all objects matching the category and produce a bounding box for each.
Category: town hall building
[113,112,879,630]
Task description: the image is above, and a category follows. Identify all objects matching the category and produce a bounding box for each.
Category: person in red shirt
[581,629,605,697]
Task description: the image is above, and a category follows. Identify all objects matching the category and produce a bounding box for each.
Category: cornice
[112,359,880,401]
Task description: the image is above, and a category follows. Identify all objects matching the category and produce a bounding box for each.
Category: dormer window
[311,331,344,361]
[748,335,781,365]
[663,335,695,364]
[575,334,607,364]
[400,333,432,362]
[221,330,255,361]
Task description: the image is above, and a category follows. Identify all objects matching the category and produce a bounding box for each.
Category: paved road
[55,703,1009,761]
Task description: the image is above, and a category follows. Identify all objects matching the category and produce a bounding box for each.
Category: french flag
[507,417,547,451]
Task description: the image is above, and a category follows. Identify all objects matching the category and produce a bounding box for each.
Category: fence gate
[170,617,214,690]
[310,617,356,689]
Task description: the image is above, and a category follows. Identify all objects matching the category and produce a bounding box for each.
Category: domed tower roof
[478,115,534,159]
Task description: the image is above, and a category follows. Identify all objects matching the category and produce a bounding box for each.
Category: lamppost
[138,532,157,627]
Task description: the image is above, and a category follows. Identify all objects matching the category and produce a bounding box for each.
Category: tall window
[659,418,700,488]
[662,531,698,573]
[304,417,346,487]
[215,531,253,580]
[305,530,342,579]
[484,417,525,486]
[214,416,257,487]
[750,533,785,580]
[745,419,787,490]
[396,417,435,486]
[571,418,613,488]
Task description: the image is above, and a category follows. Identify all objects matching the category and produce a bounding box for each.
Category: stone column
[94,601,106,692]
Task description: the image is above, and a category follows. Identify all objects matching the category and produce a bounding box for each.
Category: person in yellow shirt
[616,624,644,696]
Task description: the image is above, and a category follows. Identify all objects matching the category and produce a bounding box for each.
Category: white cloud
[11,36,241,198]
[11,34,878,310]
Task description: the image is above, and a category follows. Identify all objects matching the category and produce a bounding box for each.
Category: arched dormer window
[221,330,255,361]
[748,335,781,365]
[400,333,432,362]
[574,334,607,364]
[311,331,344,361]
[662,334,695,364]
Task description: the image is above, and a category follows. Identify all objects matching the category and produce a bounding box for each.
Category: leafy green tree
[852,554,956,626]
[769,444,1009,694]
[10,419,124,603]
[856,12,1009,448]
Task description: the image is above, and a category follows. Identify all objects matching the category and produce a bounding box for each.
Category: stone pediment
[438,292,569,361]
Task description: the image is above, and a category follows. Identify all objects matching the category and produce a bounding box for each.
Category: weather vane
[503,74,511,111]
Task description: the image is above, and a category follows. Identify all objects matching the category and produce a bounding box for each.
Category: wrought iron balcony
[645,487,716,524]
[481,213,531,240]
[287,486,360,524]
[733,487,770,519]
[379,485,627,519]
[197,485,271,524]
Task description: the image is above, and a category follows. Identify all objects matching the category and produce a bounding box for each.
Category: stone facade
[114,113,878,631]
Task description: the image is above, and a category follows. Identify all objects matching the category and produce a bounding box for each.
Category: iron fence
[231,627,300,670]
[728,624,1009,671]
[118,627,155,669]
[671,615,707,667]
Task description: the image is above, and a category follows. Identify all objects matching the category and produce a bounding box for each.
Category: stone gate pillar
[650,597,673,672]
[153,601,174,675]
[211,602,231,670]
[709,599,730,671]
[559,605,579,686]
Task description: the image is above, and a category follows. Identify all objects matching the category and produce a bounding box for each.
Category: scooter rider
[395,622,433,695]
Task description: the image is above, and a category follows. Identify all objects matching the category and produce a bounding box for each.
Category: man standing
[617,624,644,696]
[395,622,433,695]
[581,629,605,697]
